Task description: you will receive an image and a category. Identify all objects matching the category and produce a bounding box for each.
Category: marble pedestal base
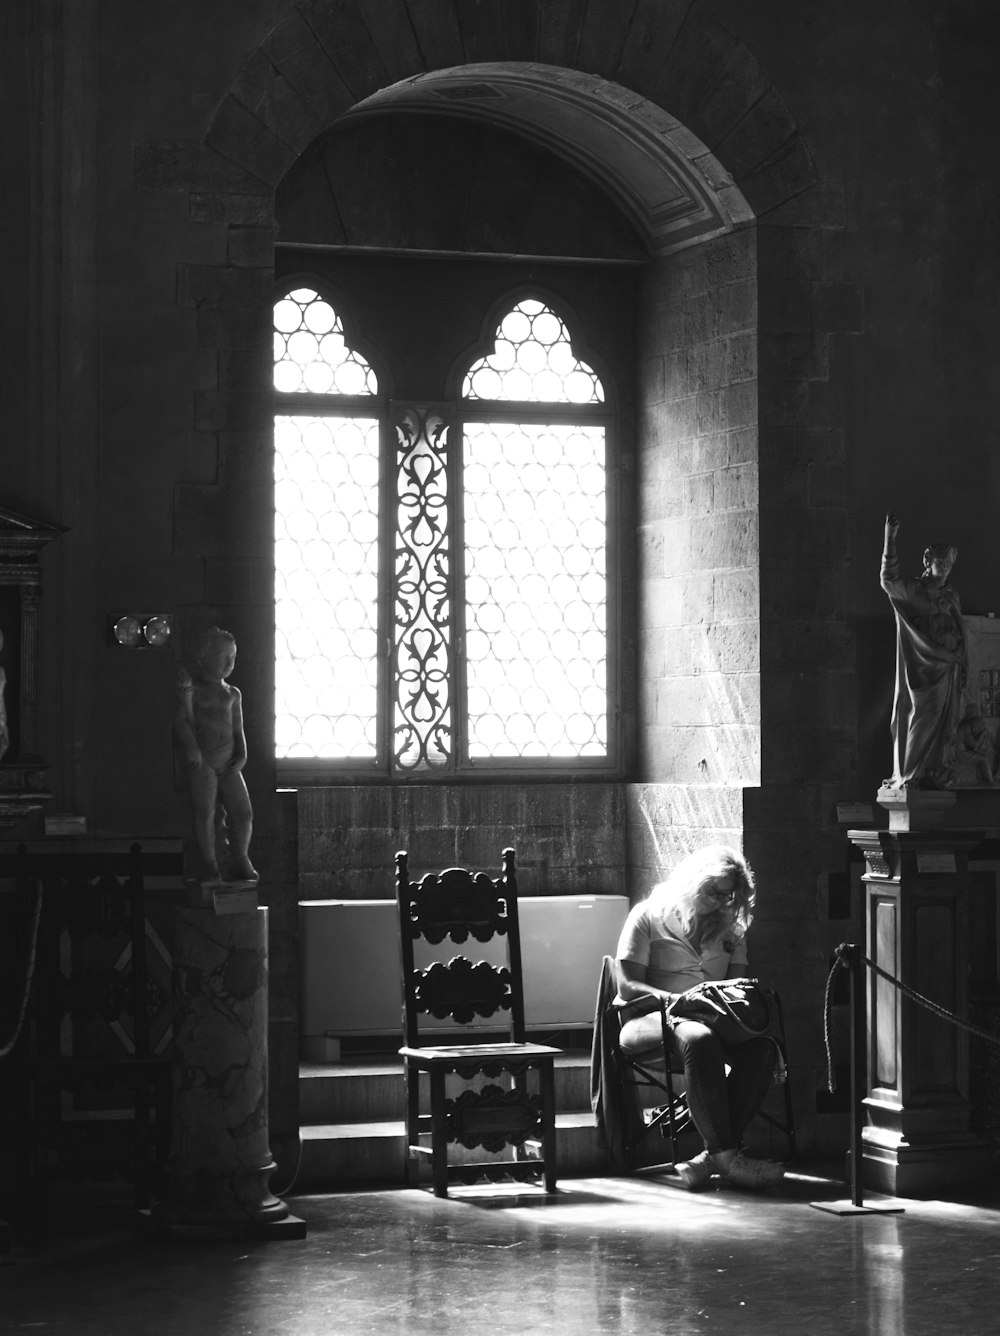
[859,1130,992,1199]
[850,824,993,1200]
[151,904,305,1240]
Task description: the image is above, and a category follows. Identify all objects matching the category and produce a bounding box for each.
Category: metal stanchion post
[846,941,865,1207]
[810,943,905,1217]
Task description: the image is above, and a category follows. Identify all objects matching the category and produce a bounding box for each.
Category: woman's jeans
[670,1019,776,1155]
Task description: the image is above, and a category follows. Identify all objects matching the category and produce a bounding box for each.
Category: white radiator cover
[299,894,629,1042]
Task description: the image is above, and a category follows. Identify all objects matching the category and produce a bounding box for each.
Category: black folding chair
[594,956,796,1174]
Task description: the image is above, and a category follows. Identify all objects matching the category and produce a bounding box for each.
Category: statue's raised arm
[880,513,965,789]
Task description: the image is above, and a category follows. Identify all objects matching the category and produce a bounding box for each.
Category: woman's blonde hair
[647,844,756,950]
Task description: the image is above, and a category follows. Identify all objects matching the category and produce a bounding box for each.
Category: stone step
[295,1048,603,1190]
[296,1111,608,1190]
[300,1050,593,1126]
[300,1060,403,1125]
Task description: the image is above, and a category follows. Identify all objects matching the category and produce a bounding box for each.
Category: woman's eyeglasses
[705,882,736,904]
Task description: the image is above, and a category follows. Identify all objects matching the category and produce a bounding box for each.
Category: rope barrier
[822,944,1000,1094]
[820,951,844,1094]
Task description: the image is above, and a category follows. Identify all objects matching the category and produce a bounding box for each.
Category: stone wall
[296,784,627,903]
[635,232,761,788]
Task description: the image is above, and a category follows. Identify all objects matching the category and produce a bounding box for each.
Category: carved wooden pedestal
[150,904,305,1239]
[849,825,993,1198]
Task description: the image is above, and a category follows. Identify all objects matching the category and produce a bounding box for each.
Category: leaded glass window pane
[274,414,380,759]
[463,298,604,404]
[274,287,378,396]
[463,422,608,759]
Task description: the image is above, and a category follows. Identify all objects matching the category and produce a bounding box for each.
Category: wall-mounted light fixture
[110,613,174,648]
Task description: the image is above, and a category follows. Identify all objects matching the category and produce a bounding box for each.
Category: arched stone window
[273,283,619,778]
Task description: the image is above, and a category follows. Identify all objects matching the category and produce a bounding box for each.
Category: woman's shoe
[717,1149,784,1191]
[675,1150,713,1191]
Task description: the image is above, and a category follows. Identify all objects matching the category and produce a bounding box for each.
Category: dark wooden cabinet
[0,840,183,1240]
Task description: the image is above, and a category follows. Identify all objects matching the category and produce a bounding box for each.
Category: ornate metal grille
[393,405,453,771]
[275,414,381,758]
[463,422,607,758]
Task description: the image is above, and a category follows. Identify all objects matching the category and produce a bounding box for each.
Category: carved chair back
[395,847,527,1046]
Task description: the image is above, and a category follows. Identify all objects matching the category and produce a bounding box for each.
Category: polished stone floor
[4,1166,1000,1336]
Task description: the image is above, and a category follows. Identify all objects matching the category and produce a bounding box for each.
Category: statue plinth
[150,903,305,1240]
[849,823,992,1198]
[876,785,957,831]
[877,784,1000,835]
[182,871,259,915]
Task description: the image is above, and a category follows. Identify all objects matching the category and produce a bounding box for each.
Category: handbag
[668,978,787,1080]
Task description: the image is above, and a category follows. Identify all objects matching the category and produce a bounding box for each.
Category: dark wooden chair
[396,847,560,1198]
[0,842,182,1241]
[594,955,796,1174]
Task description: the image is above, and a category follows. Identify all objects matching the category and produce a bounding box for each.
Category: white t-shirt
[616,901,748,994]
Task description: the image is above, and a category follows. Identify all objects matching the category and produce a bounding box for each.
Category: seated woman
[616,844,785,1191]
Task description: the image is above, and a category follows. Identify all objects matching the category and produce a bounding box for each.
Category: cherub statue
[880,512,966,789]
[174,626,258,885]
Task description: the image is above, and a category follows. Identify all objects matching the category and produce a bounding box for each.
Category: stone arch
[145,0,849,836]
[200,1,815,222]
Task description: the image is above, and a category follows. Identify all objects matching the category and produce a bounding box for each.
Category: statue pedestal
[876,785,957,831]
[849,822,993,1198]
[150,903,305,1239]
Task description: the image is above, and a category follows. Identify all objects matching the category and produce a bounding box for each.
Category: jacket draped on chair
[590,955,643,1172]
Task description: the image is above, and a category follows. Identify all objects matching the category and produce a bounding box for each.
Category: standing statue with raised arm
[175,626,258,885]
[880,512,966,789]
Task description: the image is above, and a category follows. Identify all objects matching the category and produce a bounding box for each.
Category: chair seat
[400,1041,560,1063]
